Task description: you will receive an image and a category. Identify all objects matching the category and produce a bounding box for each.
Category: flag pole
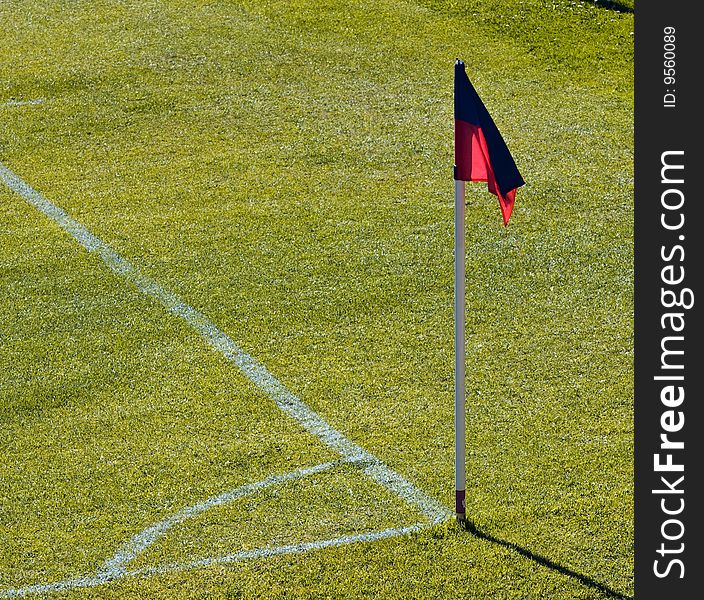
[454,168,467,523]
[453,57,523,523]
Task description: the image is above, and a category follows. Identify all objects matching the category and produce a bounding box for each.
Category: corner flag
[454,59,525,225]
[453,59,525,522]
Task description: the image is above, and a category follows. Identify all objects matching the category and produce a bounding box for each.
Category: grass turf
[1,0,632,597]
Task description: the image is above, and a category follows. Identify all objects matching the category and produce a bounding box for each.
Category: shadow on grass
[460,519,633,600]
[590,0,634,13]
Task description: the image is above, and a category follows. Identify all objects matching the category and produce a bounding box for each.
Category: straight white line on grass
[100,459,349,576]
[0,161,448,525]
[134,523,425,577]
[0,161,452,596]
[1,524,424,598]
[0,160,451,513]
[0,98,44,108]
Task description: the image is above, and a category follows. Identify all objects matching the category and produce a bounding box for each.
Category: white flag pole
[454,172,467,522]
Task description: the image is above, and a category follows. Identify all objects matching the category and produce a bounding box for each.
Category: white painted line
[135,523,425,575]
[0,161,449,525]
[1,575,114,599]
[100,459,348,575]
[0,162,452,596]
[1,524,424,598]
[0,98,44,108]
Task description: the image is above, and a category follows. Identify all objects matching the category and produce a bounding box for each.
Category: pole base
[455,489,466,518]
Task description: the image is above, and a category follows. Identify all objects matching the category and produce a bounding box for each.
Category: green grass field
[1,0,633,597]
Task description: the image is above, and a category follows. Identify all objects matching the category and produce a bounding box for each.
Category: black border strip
[635,2,701,597]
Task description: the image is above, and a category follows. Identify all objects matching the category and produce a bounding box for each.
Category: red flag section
[454,60,524,225]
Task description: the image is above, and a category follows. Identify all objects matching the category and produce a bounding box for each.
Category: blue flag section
[454,59,524,225]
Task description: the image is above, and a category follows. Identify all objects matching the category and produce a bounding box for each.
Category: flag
[454,59,525,225]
